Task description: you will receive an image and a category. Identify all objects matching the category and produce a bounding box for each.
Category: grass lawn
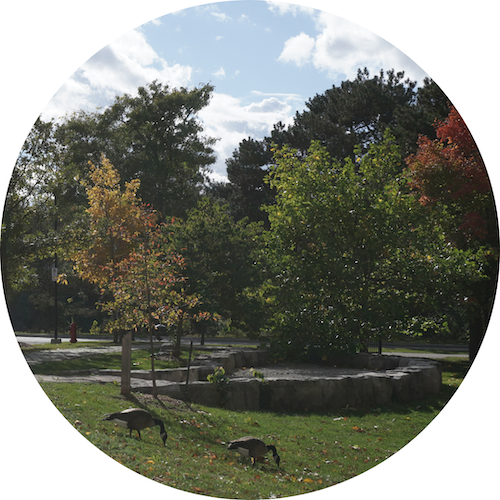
[39,357,469,499]
[22,342,202,374]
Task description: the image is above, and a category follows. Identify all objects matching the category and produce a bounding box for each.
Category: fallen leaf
[352,426,365,433]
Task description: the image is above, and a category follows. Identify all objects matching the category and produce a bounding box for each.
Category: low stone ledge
[129,352,441,411]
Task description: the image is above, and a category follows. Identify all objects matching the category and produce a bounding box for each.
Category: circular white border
[1,1,498,498]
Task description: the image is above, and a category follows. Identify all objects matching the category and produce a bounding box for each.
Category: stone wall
[127,347,442,411]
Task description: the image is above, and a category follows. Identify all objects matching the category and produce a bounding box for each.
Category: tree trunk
[468,307,484,362]
[173,313,184,358]
[149,325,158,398]
[121,331,132,397]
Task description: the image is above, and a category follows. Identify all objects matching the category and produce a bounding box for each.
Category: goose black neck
[154,419,166,434]
[267,445,278,456]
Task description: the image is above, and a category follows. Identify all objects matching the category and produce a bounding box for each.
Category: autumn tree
[70,155,148,340]
[406,106,498,359]
[72,155,145,283]
[100,222,208,395]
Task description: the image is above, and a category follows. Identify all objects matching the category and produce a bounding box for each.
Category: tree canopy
[56,81,217,219]
[261,131,489,360]
[219,69,450,224]
[2,71,496,362]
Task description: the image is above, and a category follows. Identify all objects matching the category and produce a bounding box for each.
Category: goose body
[104,408,167,445]
[227,436,280,467]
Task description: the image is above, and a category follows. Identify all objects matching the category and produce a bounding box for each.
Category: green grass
[39,357,469,498]
[28,347,202,375]
[21,341,115,351]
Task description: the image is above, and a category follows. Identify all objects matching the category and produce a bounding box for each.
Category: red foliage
[406,106,491,241]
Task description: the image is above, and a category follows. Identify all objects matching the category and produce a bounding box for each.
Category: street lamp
[51,192,61,344]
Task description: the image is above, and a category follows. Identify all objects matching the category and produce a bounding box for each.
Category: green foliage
[250,368,266,383]
[89,320,101,336]
[207,366,229,385]
[262,132,489,361]
[170,198,266,338]
[207,366,230,403]
[221,70,449,224]
[55,81,217,219]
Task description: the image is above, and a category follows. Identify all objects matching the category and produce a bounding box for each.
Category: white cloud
[199,92,297,179]
[41,29,192,120]
[211,11,231,22]
[213,66,226,79]
[277,11,427,83]
[278,32,315,67]
[266,1,315,17]
[251,90,303,101]
[247,97,291,113]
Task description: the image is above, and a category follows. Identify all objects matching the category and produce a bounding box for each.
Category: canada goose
[227,436,280,467]
[104,408,167,445]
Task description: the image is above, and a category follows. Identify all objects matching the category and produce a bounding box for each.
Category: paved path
[20,339,468,387]
[23,345,124,365]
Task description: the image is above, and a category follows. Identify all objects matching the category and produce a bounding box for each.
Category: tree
[222,137,276,226]
[170,198,266,343]
[2,118,58,294]
[262,132,487,361]
[70,155,149,341]
[100,222,207,395]
[223,69,449,223]
[406,106,499,359]
[71,155,145,286]
[55,81,218,219]
[1,117,95,333]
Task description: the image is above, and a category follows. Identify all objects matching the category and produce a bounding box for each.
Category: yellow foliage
[72,155,150,286]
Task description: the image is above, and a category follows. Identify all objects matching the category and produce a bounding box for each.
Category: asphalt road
[15,333,469,359]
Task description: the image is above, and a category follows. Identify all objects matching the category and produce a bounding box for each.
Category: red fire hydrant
[70,321,77,343]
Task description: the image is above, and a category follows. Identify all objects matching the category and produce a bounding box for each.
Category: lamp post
[51,193,61,344]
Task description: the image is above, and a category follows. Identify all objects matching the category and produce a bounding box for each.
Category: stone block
[232,351,245,369]
[369,373,394,406]
[320,378,349,410]
[187,381,221,407]
[156,383,184,399]
[390,370,412,402]
[345,374,375,408]
[294,380,324,412]
[225,379,260,411]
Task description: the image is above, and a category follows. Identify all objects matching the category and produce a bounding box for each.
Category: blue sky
[42,0,428,181]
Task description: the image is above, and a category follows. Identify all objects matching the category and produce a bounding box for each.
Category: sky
[41,0,428,182]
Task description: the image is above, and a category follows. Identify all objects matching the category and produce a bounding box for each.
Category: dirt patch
[230,362,368,380]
